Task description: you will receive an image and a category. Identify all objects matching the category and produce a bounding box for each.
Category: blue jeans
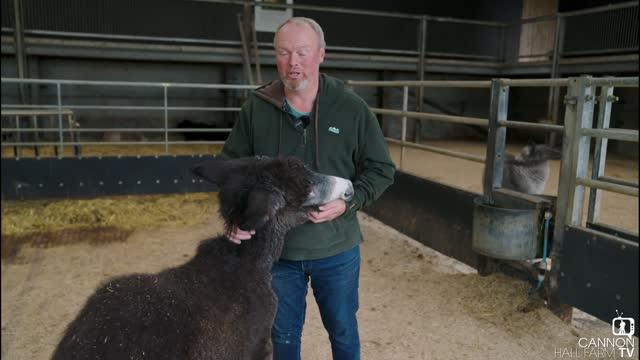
[271,246,361,360]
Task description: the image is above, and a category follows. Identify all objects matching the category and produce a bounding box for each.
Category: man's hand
[225,199,347,242]
[225,226,255,244]
[308,199,347,224]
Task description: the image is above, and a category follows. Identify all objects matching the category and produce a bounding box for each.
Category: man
[222,17,395,360]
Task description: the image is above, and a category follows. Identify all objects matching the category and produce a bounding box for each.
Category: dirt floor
[2,214,638,360]
[1,140,638,359]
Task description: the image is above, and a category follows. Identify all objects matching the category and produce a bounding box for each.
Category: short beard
[283,78,309,91]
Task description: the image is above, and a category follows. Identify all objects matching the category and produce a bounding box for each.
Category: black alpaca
[51,156,354,360]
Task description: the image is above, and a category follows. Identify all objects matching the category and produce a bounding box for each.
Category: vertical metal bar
[164,85,169,154]
[251,11,263,84]
[400,86,408,171]
[222,64,233,127]
[587,85,614,224]
[553,76,595,233]
[56,82,63,157]
[552,76,594,242]
[375,71,385,133]
[478,78,508,277]
[549,77,578,322]
[551,17,565,124]
[553,77,580,246]
[548,16,565,148]
[414,16,427,143]
[29,56,40,110]
[243,0,252,37]
[70,114,81,157]
[568,76,595,226]
[238,13,254,85]
[30,114,40,156]
[546,17,560,127]
[66,115,71,142]
[381,71,391,137]
[13,0,28,104]
[14,115,21,157]
[483,79,508,203]
[551,15,565,69]
[549,76,595,321]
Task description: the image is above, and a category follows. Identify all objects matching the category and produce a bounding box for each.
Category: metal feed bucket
[472,196,541,261]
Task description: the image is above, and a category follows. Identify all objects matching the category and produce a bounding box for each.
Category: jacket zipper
[303,128,307,145]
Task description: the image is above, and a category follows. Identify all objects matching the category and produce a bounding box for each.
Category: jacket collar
[253,75,324,170]
[253,74,326,112]
[254,79,287,110]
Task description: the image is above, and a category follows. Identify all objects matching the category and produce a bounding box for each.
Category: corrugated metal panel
[18,0,240,41]
[6,0,506,59]
[1,1,15,29]
[564,5,639,54]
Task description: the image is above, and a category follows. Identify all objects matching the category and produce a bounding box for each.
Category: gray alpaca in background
[486,142,562,195]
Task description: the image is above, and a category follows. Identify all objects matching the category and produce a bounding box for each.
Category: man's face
[274,22,325,91]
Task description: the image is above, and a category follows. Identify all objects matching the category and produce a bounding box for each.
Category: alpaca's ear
[238,189,285,231]
[191,154,236,186]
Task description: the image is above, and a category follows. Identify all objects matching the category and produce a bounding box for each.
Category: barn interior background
[1,0,638,359]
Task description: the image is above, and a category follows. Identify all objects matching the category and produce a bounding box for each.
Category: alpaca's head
[516,141,562,163]
[192,155,354,233]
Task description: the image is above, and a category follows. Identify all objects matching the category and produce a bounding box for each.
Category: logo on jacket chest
[328,126,340,134]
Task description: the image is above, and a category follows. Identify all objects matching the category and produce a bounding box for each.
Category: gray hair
[273,17,326,49]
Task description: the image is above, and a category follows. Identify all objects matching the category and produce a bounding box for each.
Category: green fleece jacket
[223,73,395,260]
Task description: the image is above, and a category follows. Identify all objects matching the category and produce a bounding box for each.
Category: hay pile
[1,144,225,261]
[1,192,220,236]
[2,143,224,233]
[2,144,223,158]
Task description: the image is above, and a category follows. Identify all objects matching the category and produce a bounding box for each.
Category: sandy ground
[1,140,638,359]
[2,213,638,360]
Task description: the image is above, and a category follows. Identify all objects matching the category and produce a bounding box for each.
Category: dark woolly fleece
[52,156,320,360]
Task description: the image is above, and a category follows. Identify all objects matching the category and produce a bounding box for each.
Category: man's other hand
[225,226,255,244]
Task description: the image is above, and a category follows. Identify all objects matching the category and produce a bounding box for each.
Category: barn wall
[1,0,522,57]
[518,0,558,62]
